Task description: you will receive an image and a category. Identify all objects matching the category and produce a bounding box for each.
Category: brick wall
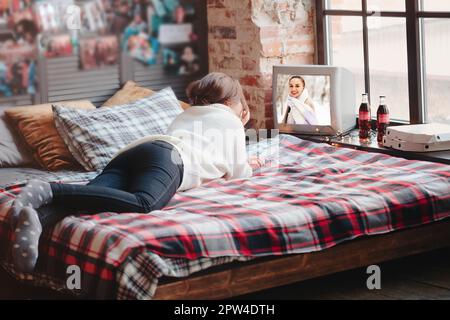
[207,0,316,130]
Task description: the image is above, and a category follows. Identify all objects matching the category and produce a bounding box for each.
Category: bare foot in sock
[11,206,43,273]
[9,179,52,226]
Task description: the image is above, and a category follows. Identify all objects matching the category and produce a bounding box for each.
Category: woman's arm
[226,125,253,180]
[248,156,265,170]
[240,104,250,125]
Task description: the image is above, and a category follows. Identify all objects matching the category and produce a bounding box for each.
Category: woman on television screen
[282,76,319,125]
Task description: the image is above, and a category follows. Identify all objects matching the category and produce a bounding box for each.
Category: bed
[1,134,449,299]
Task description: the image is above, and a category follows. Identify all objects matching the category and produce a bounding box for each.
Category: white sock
[11,206,43,273]
[9,180,52,226]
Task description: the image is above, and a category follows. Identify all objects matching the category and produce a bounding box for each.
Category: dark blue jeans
[38,140,183,228]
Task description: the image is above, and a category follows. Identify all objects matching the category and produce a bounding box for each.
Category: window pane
[326,0,361,10]
[423,19,450,124]
[328,16,365,113]
[368,17,409,121]
[367,0,405,12]
[420,0,450,12]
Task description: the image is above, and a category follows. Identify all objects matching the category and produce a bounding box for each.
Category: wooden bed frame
[2,219,449,299]
[152,219,450,299]
[1,45,449,299]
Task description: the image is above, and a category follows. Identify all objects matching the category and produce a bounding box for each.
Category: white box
[383,123,450,152]
[383,136,450,152]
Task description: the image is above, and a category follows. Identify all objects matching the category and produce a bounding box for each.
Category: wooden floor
[0,272,67,300]
[1,247,450,300]
[236,247,450,300]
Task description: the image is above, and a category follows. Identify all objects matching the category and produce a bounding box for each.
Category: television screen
[275,74,331,126]
[272,65,356,136]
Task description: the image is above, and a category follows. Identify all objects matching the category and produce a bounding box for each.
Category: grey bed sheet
[0,167,97,189]
[0,141,265,188]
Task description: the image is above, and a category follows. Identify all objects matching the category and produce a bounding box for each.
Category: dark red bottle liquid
[359,93,371,142]
[377,95,390,143]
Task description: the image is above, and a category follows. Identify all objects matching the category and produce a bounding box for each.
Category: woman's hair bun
[187,73,240,106]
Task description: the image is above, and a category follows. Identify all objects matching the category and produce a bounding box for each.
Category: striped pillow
[53,87,183,171]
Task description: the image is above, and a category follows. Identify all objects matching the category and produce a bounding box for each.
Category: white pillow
[53,87,183,171]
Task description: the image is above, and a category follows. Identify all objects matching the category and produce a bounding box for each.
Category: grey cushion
[0,106,33,167]
[53,87,183,171]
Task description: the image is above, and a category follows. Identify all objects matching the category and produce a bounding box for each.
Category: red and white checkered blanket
[1,134,449,299]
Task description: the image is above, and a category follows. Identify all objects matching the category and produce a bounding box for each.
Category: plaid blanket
[1,134,449,299]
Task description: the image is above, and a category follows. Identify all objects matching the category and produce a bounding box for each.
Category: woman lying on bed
[8,72,261,272]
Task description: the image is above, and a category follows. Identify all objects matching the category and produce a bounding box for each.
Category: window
[316,0,450,124]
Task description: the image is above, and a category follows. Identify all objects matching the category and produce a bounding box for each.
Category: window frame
[316,0,450,124]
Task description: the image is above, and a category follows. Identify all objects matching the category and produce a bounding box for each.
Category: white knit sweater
[114,104,253,191]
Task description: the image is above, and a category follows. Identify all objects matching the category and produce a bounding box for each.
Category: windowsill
[290,129,450,165]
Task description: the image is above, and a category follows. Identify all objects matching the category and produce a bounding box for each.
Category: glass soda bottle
[358,93,371,142]
[376,95,390,143]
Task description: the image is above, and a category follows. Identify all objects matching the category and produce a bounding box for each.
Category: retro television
[273,65,356,136]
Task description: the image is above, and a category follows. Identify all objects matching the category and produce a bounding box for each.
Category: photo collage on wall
[35,0,76,59]
[0,0,120,73]
[0,0,202,98]
[36,0,120,69]
[0,0,37,96]
[112,0,201,76]
[75,0,202,74]
[79,35,118,70]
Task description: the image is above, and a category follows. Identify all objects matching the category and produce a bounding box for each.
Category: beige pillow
[102,80,191,110]
[5,101,95,171]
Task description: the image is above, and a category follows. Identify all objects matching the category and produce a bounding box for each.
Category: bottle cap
[361,93,369,103]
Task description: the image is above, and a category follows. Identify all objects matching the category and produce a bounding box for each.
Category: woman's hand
[241,105,250,126]
[249,156,264,169]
